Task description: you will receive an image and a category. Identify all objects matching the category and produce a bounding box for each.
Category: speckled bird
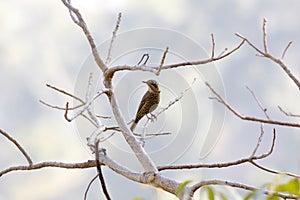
[130,80,160,131]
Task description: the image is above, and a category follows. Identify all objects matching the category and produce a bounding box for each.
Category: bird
[130,80,160,131]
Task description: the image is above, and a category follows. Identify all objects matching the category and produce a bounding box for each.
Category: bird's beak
[142,81,147,84]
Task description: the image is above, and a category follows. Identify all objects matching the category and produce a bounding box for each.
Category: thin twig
[133,132,172,137]
[137,53,150,65]
[0,129,33,166]
[160,39,245,70]
[206,82,300,128]
[158,129,276,171]
[157,47,169,75]
[84,174,98,200]
[64,102,71,122]
[85,73,102,127]
[39,100,83,110]
[96,115,111,119]
[251,124,265,157]
[246,86,270,119]
[217,48,228,58]
[0,160,97,177]
[106,12,122,65]
[64,89,109,123]
[46,83,84,103]
[236,20,300,91]
[235,33,265,56]
[278,106,300,118]
[281,41,293,59]
[141,78,196,135]
[250,161,300,179]
[157,78,196,117]
[104,39,245,79]
[95,140,111,200]
[262,18,268,53]
[210,33,215,58]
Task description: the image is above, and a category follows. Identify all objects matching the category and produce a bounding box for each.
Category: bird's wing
[136,91,149,114]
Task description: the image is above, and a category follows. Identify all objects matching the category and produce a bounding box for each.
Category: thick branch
[103,82,157,172]
[61,0,107,71]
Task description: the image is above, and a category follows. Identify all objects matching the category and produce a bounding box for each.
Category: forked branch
[205,82,300,128]
[235,18,300,90]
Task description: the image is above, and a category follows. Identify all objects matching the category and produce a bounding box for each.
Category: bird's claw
[147,113,157,122]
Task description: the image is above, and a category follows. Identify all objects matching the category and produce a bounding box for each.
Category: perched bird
[130,80,160,131]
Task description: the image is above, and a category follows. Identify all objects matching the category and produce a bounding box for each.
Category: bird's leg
[146,113,157,122]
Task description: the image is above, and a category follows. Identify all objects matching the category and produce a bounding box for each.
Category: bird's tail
[130,122,137,131]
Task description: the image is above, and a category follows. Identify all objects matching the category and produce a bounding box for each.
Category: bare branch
[157,78,196,117]
[84,175,98,200]
[236,20,300,90]
[251,124,265,157]
[103,82,158,172]
[235,33,265,55]
[137,53,150,66]
[45,83,84,103]
[158,129,276,171]
[278,106,300,118]
[0,160,96,177]
[95,140,111,200]
[210,33,215,58]
[281,41,293,59]
[157,47,169,75]
[106,12,122,65]
[205,82,300,128]
[104,38,245,80]
[0,129,33,166]
[246,86,270,119]
[64,89,110,123]
[133,132,172,138]
[64,102,71,122]
[39,99,83,111]
[217,47,228,58]
[251,161,300,179]
[161,39,245,70]
[262,18,268,53]
[61,0,107,71]
[96,115,111,119]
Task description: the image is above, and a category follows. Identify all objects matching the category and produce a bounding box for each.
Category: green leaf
[266,195,279,200]
[133,197,144,200]
[275,178,300,195]
[205,186,214,200]
[244,191,255,200]
[176,180,192,196]
[219,192,228,200]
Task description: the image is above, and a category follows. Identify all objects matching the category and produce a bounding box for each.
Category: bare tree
[1,1,299,199]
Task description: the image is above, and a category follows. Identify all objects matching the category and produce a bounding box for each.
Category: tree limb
[206,82,300,128]
[61,0,107,71]
[0,129,33,166]
[235,19,300,90]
